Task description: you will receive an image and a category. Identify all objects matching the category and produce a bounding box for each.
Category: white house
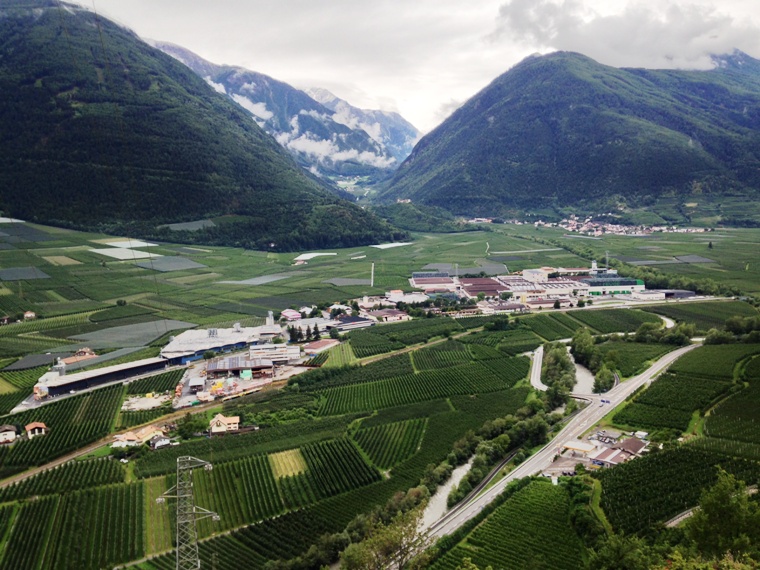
[149,434,171,450]
[25,422,47,439]
[209,413,240,434]
[0,425,16,444]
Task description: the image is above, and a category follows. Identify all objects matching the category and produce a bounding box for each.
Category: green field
[644,300,758,332]
[430,479,586,570]
[611,345,758,433]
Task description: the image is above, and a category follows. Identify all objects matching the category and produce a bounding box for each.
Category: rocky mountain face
[156,43,419,183]
[0,0,405,251]
[379,51,760,219]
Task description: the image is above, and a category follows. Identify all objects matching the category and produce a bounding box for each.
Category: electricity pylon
[157,456,220,570]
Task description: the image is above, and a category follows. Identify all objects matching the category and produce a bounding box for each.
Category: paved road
[529,345,547,392]
[427,343,698,537]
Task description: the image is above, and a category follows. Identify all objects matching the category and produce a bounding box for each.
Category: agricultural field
[635,373,732,412]
[597,446,760,534]
[703,359,760,449]
[430,479,586,570]
[522,313,578,341]
[0,458,125,502]
[644,300,758,332]
[321,342,357,367]
[669,344,760,380]
[610,345,752,432]
[125,369,185,395]
[461,328,543,355]
[612,401,695,432]
[317,359,528,415]
[412,345,471,371]
[116,409,170,429]
[595,341,676,377]
[0,384,123,478]
[565,308,662,334]
[353,418,427,469]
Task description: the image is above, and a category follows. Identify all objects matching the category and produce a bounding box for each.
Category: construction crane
[157,456,220,570]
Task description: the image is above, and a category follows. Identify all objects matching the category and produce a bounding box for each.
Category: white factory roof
[37,357,167,388]
[161,326,281,359]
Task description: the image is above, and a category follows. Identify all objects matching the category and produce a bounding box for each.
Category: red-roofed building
[25,422,47,439]
[303,339,340,354]
[281,309,302,321]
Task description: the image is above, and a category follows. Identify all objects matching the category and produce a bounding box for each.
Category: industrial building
[248,344,301,363]
[160,322,282,364]
[206,355,275,379]
[34,357,168,398]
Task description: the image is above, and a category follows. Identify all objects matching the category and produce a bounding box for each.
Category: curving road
[427,342,698,537]
[529,345,548,391]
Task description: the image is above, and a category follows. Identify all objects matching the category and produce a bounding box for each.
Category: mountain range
[0,0,405,250]
[380,50,760,221]
[155,42,419,183]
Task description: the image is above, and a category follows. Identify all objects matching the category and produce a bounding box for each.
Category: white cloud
[75,0,760,133]
[491,0,760,70]
[204,77,226,94]
[231,94,274,121]
[281,133,395,168]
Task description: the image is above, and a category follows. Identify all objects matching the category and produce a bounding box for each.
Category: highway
[427,342,698,537]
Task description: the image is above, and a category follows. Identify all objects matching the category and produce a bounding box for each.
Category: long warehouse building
[34,357,169,398]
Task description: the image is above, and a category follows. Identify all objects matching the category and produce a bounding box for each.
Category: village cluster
[466,214,711,236]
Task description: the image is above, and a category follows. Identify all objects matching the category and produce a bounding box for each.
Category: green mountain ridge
[379,51,760,220]
[0,0,405,250]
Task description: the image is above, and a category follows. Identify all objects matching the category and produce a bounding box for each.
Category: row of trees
[287,324,325,343]
[541,342,577,408]
[706,315,760,345]
[571,322,694,393]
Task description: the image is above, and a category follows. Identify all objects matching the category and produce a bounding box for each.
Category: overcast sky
[77,0,760,133]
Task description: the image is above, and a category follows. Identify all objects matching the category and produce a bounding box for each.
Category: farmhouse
[61,347,98,366]
[0,425,16,444]
[112,432,140,448]
[149,434,171,450]
[210,413,239,434]
[25,422,47,439]
[114,426,166,448]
